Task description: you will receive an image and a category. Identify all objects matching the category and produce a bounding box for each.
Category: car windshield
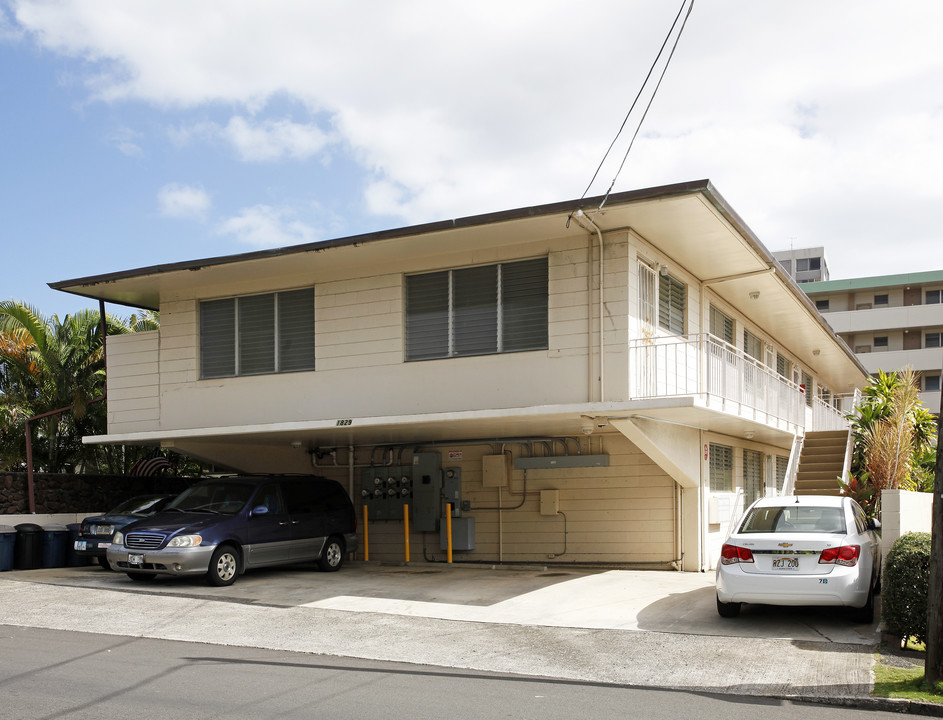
[166,482,254,515]
[109,495,170,515]
[738,505,846,534]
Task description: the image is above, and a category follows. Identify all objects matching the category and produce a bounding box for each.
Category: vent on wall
[513,455,609,469]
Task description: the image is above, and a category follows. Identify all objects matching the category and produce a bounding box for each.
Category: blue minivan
[106,475,358,586]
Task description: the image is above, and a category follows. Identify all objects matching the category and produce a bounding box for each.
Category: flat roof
[803,269,943,294]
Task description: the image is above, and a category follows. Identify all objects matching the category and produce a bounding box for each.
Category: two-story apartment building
[51,179,867,571]
[803,270,943,413]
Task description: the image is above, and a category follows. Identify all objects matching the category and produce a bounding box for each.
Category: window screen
[709,443,733,492]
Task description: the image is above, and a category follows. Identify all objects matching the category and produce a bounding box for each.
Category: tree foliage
[845,368,937,497]
[0,301,202,476]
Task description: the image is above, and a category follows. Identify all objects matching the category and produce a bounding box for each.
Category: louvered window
[743,449,763,505]
[405,258,548,361]
[709,305,734,344]
[743,329,763,361]
[658,273,685,335]
[775,455,789,492]
[200,288,314,379]
[709,443,733,492]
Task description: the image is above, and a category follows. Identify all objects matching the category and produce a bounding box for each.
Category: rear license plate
[773,557,799,570]
[128,553,145,566]
[74,540,87,551]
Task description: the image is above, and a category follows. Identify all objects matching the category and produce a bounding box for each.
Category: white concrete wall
[880,489,933,562]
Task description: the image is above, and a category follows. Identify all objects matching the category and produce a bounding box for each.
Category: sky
[1,0,941,320]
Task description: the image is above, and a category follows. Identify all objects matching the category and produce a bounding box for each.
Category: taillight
[819,545,860,566]
[720,544,754,565]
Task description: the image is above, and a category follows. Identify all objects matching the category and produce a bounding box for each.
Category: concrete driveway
[2,560,880,645]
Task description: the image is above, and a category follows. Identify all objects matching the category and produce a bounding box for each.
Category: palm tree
[0,301,132,472]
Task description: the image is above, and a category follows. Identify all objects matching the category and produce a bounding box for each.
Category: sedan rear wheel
[851,586,874,624]
[716,594,741,618]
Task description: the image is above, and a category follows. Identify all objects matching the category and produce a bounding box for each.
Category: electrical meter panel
[442,467,462,517]
[360,466,413,521]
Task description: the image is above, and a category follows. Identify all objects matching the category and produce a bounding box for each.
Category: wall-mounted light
[290,440,303,449]
[744,431,755,440]
[812,349,821,356]
[749,290,760,301]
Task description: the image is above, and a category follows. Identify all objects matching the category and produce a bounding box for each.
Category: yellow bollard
[362,504,369,561]
[446,503,453,563]
[404,503,410,563]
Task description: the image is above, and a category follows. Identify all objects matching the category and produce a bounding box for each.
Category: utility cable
[579,0,696,217]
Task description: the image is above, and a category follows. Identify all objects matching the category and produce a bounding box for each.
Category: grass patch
[873,652,943,704]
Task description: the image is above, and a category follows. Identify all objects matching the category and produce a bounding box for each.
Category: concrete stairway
[794,430,850,496]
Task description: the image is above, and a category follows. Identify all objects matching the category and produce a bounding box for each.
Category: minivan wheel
[317,537,345,572]
[716,594,741,618]
[207,545,240,586]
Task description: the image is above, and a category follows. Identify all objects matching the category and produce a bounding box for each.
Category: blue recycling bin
[41,524,69,568]
[0,526,15,571]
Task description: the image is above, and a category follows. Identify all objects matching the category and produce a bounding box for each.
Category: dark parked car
[75,494,174,569]
[106,475,358,586]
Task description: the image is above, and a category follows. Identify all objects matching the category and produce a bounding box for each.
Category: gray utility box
[411,452,442,532]
[440,517,476,551]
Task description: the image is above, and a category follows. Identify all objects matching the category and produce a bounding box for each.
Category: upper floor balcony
[627,334,851,434]
[822,303,943,334]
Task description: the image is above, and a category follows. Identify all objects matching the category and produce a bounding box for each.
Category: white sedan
[715,495,881,622]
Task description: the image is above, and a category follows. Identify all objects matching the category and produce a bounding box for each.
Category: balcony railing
[628,334,850,431]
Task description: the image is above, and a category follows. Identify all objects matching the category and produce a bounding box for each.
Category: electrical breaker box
[411,452,442,532]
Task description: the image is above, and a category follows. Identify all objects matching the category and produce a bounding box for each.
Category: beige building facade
[53,180,867,571]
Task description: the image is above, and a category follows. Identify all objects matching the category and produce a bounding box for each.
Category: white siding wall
[106,331,160,433]
[122,233,633,434]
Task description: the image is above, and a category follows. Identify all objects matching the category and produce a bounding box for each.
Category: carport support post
[403,504,410,563]
[362,505,369,561]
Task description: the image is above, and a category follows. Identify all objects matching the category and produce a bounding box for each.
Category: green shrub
[882,532,931,645]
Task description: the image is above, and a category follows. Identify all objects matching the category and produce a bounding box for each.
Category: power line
[579,0,696,217]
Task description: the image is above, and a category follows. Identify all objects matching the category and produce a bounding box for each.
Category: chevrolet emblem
[778,542,793,548]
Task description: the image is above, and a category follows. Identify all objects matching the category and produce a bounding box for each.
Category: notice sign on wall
[448,450,463,462]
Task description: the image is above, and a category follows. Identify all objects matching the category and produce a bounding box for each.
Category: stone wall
[0,473,194,515]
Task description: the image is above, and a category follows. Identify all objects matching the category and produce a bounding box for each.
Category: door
[245,482,292,567]
[283,481,330,560]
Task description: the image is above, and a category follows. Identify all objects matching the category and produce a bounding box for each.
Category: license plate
[128,553,145,565]
[773,557,799,570]
[74,540,87,551]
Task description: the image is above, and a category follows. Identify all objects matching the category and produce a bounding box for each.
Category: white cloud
[217,205,316,248]
[157,183,211,220]
[110,127,143,157]
[221,116,333,162]
[10,0,943,276]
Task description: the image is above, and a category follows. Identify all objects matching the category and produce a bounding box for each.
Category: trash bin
[14,523,43,570]
[0,526,16,571]
[42,524,69,568]
[66,523,87,566]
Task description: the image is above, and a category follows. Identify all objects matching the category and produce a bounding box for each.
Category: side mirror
[250,505,269,516]
[869,518,881,530]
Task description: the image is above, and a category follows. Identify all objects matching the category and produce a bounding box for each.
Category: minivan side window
[283,482,326,514]
[254,483,286,514]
